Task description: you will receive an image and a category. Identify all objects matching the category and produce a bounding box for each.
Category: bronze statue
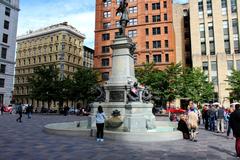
[116,0,129,36]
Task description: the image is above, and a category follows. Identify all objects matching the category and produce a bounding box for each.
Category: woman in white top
[96,106,106,142]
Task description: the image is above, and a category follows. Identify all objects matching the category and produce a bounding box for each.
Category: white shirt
[96,112,106,124]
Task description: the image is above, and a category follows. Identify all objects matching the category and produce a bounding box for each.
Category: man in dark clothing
[229,104,240,157]
[208,105,217,132]
[16,104,23,123]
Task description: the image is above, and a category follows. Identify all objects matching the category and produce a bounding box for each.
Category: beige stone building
[189,0,240,104]
[173,3,192,67]
[14,22,85,108]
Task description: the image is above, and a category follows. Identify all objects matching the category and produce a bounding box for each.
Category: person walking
[16,104,23,123]
[96,106,106,142]
[216,105,225,133]
[229,104,240,158]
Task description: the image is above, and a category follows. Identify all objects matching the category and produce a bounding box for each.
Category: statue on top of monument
[116,0,129,36]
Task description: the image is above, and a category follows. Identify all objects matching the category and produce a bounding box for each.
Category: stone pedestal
[90,36,155,132]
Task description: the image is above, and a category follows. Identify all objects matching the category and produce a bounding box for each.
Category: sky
[18,0,187,49]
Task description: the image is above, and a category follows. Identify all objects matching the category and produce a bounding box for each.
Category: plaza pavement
[0,113,238,160]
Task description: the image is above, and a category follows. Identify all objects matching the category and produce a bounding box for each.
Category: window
[145,4,148,10]
[208,22,214,37]
[153,41,161,48]
[209,41,215,55]
[201,42,206,55]
[164,1,167,8]
[102,33,110,41]
[227,60,234,70]
[153,54,161,63]
[145,28,149,35]
[164,26,168,34]
[103,0,111,7]
[152,15,161,22]
[152,27,161,35]
[129,6,137,13]
[0,64,6,73]
[145,16,149,23]
[102,72,109,81]
[164,14,168,21]
[115,21,120,27]
[202,62,208,71]
[4,20,9,30]
[211,61,217,71]
[152,3,160,10]
[0,79,4,88]
[198,0,203,12]
[207,0,212,16]
[146,55,149,63]
[2,34,8,43]
[223,21,229,36]
[231,0,237,13]
[102,46,110,53]
[198,0,203,18]
[233,34,239,53]
[102,58,109,66]
[103,22,111,29]
[146,41,149,49]
[237,60,240,70]
[128,30,137,37]
[39,57,41,63]
[1,48,7,59]
[165,40,169,48]
[165,53,169,62]
[200,23,205,38]
[5,7,10,16]
[221,0,227,15]
[232,19,238,34]
[224,39,230,54]
[103,11,111,18]
[129,19,137,25]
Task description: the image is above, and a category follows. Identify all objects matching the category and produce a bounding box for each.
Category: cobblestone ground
[0,114,238,160]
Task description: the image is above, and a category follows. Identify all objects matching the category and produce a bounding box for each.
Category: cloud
[17,0,95,48]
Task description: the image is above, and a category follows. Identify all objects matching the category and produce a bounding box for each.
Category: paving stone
[0,114,238,160]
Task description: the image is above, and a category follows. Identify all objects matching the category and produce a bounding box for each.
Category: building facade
[0,0,19,106]
[173,3,192,67]
[95,0,176,81]
[189,0,240,104]
[83,46,94,68]
[14,22,85,107]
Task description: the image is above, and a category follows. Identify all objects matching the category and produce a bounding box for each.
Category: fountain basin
[43,121,183,142]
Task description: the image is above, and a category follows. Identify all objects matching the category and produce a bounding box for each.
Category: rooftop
[17,22,86,41]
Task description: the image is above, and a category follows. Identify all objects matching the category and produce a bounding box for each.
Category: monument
[43,0,182,142]
[90,0,155,132]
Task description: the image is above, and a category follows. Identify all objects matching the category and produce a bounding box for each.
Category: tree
[71,67,99,106]
[227,69,240,101]
[28,65,60,108]
[179,68,214,103]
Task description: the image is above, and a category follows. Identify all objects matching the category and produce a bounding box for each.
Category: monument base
[90,102,155,132]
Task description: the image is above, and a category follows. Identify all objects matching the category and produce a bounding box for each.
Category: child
[96,106,106,142]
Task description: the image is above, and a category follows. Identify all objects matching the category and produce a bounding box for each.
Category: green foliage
[28,65,99,107]
[227,69,240,101]
[135,63,214,103]
[179,68,214,103]
[28,65,59,105]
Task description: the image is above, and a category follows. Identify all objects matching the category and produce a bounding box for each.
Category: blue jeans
[27,112,31,119]
[227,122,232,136]
[209,118,215,131]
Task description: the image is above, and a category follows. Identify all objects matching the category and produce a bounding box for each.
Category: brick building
[95,0,176,81]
